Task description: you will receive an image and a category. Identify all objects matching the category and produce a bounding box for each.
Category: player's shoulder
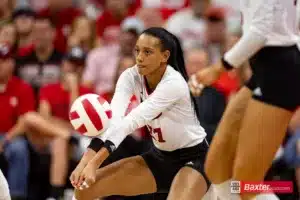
[159,66,188,92]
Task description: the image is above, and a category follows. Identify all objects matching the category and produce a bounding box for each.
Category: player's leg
[0,169,11,200]
[204,86,252,198]
[232,99,293,200]
[74,156,157,200]
[167,166,208,200]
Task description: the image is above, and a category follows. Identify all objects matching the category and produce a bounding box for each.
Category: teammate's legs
[74,156,157,200]
[232,99,293,200]
[167,166,208,200]
[0,169,10,200]
[204,86,252,199]
[204,87,252,182]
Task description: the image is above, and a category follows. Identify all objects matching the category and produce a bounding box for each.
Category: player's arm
[84,68,135,166]
[88,79,185,167]
[221,0,276,69]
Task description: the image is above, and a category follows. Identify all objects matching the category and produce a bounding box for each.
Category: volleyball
[69,94,112,137]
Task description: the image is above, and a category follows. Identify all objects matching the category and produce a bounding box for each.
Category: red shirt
[0,77,35,133]
[160,0,190,20]
[212,72,240,100]
[39,7,83,53]
[96,1,140,40]
[39,83,93,121]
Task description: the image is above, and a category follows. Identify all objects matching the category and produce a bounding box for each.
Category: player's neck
[145,65,167,90]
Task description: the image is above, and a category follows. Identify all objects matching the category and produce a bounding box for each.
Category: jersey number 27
[147,126,166,143]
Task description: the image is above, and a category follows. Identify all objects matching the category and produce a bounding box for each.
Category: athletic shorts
[141,141,210,193]
[245,45,300,111]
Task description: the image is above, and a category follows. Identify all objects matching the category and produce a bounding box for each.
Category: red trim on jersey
[82,99,103,131]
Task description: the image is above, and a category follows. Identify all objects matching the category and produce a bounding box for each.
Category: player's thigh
[167,166,208,200]
[204,86,252,181]
[75,156,157,200]
[0,170,10,200]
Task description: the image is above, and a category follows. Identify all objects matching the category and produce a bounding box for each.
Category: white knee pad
[213,179,241,200]
[0,170,11,200]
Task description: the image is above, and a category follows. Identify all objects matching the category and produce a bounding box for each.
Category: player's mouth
[137,64,147,69]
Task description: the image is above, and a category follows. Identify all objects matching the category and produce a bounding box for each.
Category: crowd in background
[0,0,299,200]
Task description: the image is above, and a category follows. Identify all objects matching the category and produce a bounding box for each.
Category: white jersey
[224,0,300,68]
[100,65,206,151]
[240,0,299,46]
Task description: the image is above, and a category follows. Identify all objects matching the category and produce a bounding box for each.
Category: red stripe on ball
[69,111,80,120]
[77,124,88,134]
[105,110,112,119]
[82,98,103,131]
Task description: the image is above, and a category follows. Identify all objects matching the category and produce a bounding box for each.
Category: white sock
[251,193,279,200]
[213,179,241,200]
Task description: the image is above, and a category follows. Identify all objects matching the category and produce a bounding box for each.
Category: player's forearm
[89,147,110,168]
[78,148,97,167]
[223,29,267,68]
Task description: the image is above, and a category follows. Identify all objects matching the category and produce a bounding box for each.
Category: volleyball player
[69,27,210,200]
[0,169,10,200]
[189,0,300,199]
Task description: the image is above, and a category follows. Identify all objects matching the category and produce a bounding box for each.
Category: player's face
[135,34,170,76]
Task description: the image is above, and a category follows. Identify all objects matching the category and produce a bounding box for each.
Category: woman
[189,1,300,200]
[70,27,210,200]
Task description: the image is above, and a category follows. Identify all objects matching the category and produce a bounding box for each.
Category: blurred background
[0,0,299,199]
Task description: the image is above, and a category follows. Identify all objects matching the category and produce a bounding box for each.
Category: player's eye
[144,50,152,55]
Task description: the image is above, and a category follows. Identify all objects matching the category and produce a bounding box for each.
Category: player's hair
[142,27,201,122]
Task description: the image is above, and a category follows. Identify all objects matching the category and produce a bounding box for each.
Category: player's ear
[162,50,170,63]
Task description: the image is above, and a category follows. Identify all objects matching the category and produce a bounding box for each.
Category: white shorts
[0,169,10,200]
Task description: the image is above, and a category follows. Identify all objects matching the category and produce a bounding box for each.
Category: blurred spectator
[68,16,96,52]
[0,0,16,27]
[0,22,17,52]
[83,16,143,98]
[12,7,36,56]
[95,0,141,45]
[136,7,163,28]
[185,47,226,142]
[77,0,104,20]
[6,47,93,200]
[142,0,190,20]
[0,44,35,200]
[39,0,83,53]
[16,16,64,94]
[165,0,210,50]
[185,47,209,77]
